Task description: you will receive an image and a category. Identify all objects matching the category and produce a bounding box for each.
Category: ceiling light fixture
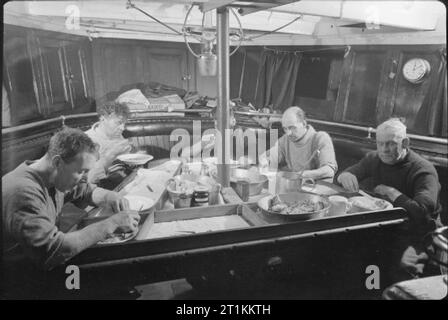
[182,4,244,76]
[126,0,243,77]
[125,0,303,76]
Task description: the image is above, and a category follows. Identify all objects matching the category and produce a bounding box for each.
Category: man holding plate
[337,118,443,282]
[85,101,137,188]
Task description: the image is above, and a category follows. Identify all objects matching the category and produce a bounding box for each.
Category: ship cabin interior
[2,0,447,300]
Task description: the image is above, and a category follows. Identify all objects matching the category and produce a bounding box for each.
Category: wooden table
[64,164,410,298]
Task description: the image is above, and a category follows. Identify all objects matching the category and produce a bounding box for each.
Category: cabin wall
[229,44,447,138]
[3,25,96,127]
[90,38,220,101]
[4,24,445,140]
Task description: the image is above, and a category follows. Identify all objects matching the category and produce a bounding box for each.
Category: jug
[275,171,315,194]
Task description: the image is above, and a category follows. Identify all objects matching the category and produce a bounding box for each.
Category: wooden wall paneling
[65,45,86,105]
[135,46,146,85]
[91,41,106,101]
[80,42,93,99]
[342,49,387,126]
[27,32,47,117]
[296,97,336,121]
[333,49,355,122]
[377,49,402,124]
[144,46,189,90]
[375,49,396,124]
[326,57,343,102]
[390,49,440,132]
[3,27,43,125]
[36,36,72,115]
[107,44,138,94]
[61,46,75,110]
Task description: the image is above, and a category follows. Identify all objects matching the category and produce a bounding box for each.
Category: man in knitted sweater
[259,106,338,182]
[338,118,442,281]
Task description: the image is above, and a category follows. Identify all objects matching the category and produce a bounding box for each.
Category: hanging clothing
[255,50,302,111]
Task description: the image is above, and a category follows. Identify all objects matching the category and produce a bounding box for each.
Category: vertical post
[216,7,230,187]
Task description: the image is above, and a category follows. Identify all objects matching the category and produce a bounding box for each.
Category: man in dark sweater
[337,118,442,281]
[2,128,140,298]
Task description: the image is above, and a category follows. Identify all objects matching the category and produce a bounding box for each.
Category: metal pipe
[1,113,97,134]
[216,7,231,187]
[130,109,213,114]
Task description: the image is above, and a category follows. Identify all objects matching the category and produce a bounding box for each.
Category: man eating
[2,128,140,296]
[337,118,442,281]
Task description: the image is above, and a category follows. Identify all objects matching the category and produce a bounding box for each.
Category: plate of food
[348,196,393,212]
[97,229,138,245]
[117,153,154,165]
[258,192,330,220]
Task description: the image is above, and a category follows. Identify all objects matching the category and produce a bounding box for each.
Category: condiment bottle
[193,186,209,207]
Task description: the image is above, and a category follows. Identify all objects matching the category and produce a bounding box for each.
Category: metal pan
[257,192,330,220]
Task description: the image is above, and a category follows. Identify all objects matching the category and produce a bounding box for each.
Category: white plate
[123,195,155,211]
[349,196,393,212]
[97,230,137,245]
[117,153,153,165]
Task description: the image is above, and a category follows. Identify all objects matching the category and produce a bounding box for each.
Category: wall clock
[402,58,431,83]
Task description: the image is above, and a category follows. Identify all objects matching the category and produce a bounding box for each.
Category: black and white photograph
[1,0,447,302]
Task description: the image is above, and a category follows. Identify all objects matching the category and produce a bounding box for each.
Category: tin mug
[275,171,315,194]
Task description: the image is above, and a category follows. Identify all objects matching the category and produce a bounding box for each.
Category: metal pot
[275,171,315,194]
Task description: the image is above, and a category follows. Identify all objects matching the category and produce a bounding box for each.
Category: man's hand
[400,245,429,277]
[106,211,140,235]
[300,170,313,179]
[103,191,130,213]
[374,184,402,202]
[337,172,359,192]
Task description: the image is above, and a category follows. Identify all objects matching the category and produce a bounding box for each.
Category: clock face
[403,58,430,83]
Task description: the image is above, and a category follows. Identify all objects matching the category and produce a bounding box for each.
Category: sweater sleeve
[315,132,338,173]
[344,151,376,181]
[393,167,440,229]
[7,189,75,270]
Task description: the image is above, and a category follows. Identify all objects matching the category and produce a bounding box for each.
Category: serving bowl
[257,192,330,220]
